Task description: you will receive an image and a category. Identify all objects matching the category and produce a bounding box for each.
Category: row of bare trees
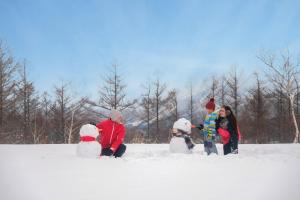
[0,40,299,144]
[127,53,300,144]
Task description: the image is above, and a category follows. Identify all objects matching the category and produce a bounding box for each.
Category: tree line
[0,40,299,144]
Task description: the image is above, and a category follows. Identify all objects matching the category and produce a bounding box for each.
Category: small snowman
[76,124,101,158]
[169,118,195,154]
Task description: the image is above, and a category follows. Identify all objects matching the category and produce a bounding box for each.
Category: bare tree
[51,81,72,143]
[40,92,51,143]
[187,81,195,124]
[18,61,36,143]
[166,89,179,121]
[245,72,270,143]
[0,41,18,142]
[296,78,299,116]
[219,76,228,106]
[152,78,166,141]
[67,98,87,144]
[258,51,300,143]
[140,81,152,139]
[31,97,44,144]
[227,66,241,117]
[99,63,136,111]
[208,76,219,99]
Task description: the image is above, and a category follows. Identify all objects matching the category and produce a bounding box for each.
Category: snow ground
[1,144,300,200]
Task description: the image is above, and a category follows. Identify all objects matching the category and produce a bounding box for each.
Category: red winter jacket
[217,127,242,145]
[217,128,231,144]
[96,119,126,152]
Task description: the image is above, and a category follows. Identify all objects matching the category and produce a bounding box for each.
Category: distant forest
[0,40,299,144]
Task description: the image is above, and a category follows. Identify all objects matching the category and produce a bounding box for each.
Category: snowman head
[173,118,192,134]
[79,124,99,138]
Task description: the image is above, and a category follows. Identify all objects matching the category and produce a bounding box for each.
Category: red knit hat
[205,98,215,110]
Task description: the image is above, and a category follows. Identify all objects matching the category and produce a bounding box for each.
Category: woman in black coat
[216,105,240,154]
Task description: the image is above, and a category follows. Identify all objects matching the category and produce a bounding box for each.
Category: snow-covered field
[1,144,300,200]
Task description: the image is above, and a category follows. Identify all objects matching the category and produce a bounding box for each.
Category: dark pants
[223,142,232,155]
[231,135,239,151]
[101,144,126,158]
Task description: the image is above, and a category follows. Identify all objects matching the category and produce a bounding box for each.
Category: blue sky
[1,0,300,100]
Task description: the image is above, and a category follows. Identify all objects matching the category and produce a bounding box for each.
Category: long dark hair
[223,105,238,134]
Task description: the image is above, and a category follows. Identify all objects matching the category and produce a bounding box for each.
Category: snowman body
[169,118,193,154]
[76,124,101,158]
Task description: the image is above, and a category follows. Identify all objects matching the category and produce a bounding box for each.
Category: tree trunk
[290,95,300,143]
[68,110,75,144]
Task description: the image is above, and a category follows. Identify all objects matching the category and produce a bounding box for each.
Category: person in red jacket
[96,109,126,158]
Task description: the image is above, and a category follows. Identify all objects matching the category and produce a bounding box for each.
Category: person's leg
[204,141,210,155]
[211,142,218,155]
[231,135,238,153]
[113,144,126,158]
[204,141,217,155]
[101,148,113,156]
[223,143,231,155]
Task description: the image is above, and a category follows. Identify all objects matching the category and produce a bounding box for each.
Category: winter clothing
[172,129,195,150]
[192,124,204,130]
[203,111,218,140]
[96,119,126,154]
[184,136,195,150]
[101,144,126,158]
[204,141,218,155]
[215,116,241,155]
[101,148,114,156]
[110,109,123,124]
[202,111,218,155]
[215,117,230,144]
[80,136,97,142]
[205,98,216,111]
[226,118,239,152]
[114,144,127,157]
[172,128,195,150]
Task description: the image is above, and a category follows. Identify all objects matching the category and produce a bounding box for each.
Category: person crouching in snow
[169,118,195,153]
[201,98,219,155]
[96,109,126,158]
[76,123,102,158]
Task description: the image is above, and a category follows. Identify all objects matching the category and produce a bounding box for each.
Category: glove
[192,124,204,130]
[198,124,204,130]
[101,148,114,156]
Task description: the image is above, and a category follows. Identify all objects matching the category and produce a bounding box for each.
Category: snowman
[76,124,101,158]
[169,118,195,154]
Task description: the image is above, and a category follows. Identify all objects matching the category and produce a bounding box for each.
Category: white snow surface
[1,144,300,200]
